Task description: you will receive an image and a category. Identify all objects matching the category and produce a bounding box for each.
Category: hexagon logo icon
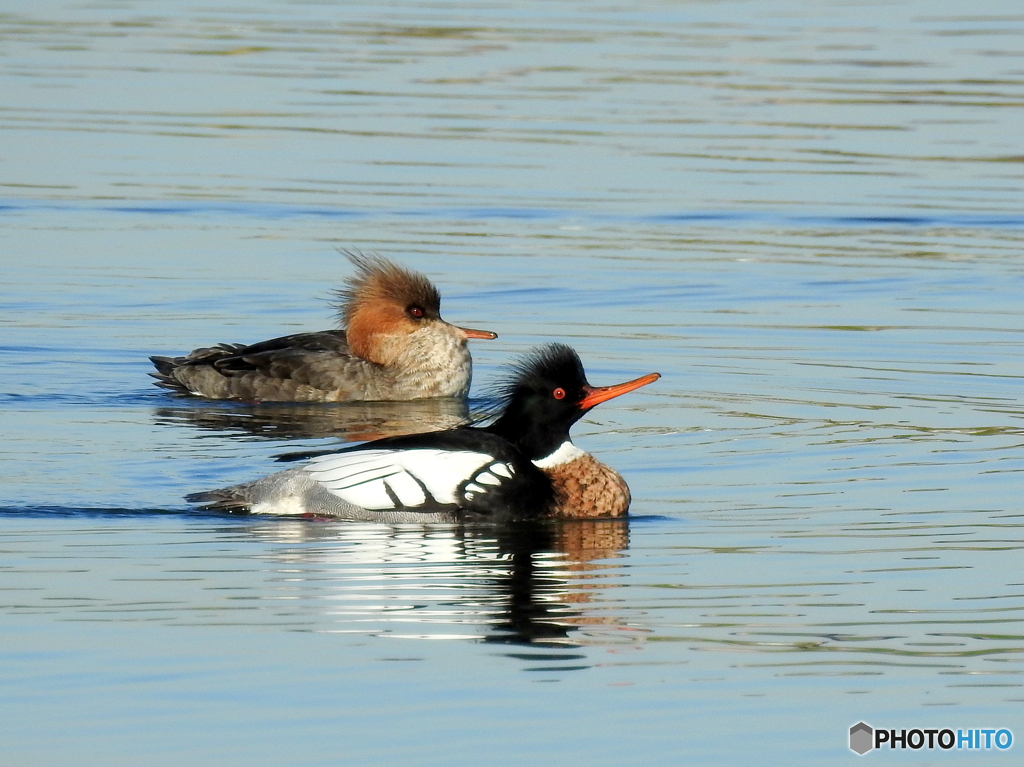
[850,722,874,755]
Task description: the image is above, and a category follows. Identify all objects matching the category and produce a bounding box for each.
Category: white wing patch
[460,463,516,504]
[303,449,494,511]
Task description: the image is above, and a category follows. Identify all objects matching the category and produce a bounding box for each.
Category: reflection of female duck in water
[153,397,471,442]
[189,344,659,522]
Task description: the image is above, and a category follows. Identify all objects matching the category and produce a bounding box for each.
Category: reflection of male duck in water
[485,519,632,647]
[239,518,634,651]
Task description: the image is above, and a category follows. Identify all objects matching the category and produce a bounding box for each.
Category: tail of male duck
[185,488,250,512]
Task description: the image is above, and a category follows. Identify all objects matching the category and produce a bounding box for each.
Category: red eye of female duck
[408,305,425,319]
[552,387,566,400]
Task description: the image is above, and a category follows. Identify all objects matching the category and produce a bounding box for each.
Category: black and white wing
[303,448,520,513]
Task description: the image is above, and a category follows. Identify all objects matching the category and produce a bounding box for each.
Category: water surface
[2,1,1024,764]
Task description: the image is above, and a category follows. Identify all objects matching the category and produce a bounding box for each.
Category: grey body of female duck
[150,252,496,402]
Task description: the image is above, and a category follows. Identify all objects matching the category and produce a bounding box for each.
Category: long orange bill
[579,372,660,409]
[458,326,498,340]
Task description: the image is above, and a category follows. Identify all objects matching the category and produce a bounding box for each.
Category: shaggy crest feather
[332,250,441,329]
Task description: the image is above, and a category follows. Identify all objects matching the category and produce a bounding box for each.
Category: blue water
[6,199,1024,228]
[3,1,1024,764]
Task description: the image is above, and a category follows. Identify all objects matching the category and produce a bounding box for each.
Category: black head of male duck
[149,251,496,402]
[187,344,659,521]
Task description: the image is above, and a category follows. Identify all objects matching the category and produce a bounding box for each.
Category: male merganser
[187,344,659,522]
[149,252,496,402]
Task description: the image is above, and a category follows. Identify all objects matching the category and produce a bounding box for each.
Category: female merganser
[187,344,659,522]
[150,252,496,402]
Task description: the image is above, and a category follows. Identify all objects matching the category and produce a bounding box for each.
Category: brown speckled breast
[543,454,631,519]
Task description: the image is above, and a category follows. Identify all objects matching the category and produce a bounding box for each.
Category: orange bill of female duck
[149,251,496,402]
[187,344,660,521]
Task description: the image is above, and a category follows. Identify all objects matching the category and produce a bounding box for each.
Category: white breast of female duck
[385,322,473,398]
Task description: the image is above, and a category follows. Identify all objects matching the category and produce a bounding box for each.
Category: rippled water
[3,1,1024,764]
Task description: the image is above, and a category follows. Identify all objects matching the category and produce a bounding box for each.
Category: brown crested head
[333,251,443,364]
